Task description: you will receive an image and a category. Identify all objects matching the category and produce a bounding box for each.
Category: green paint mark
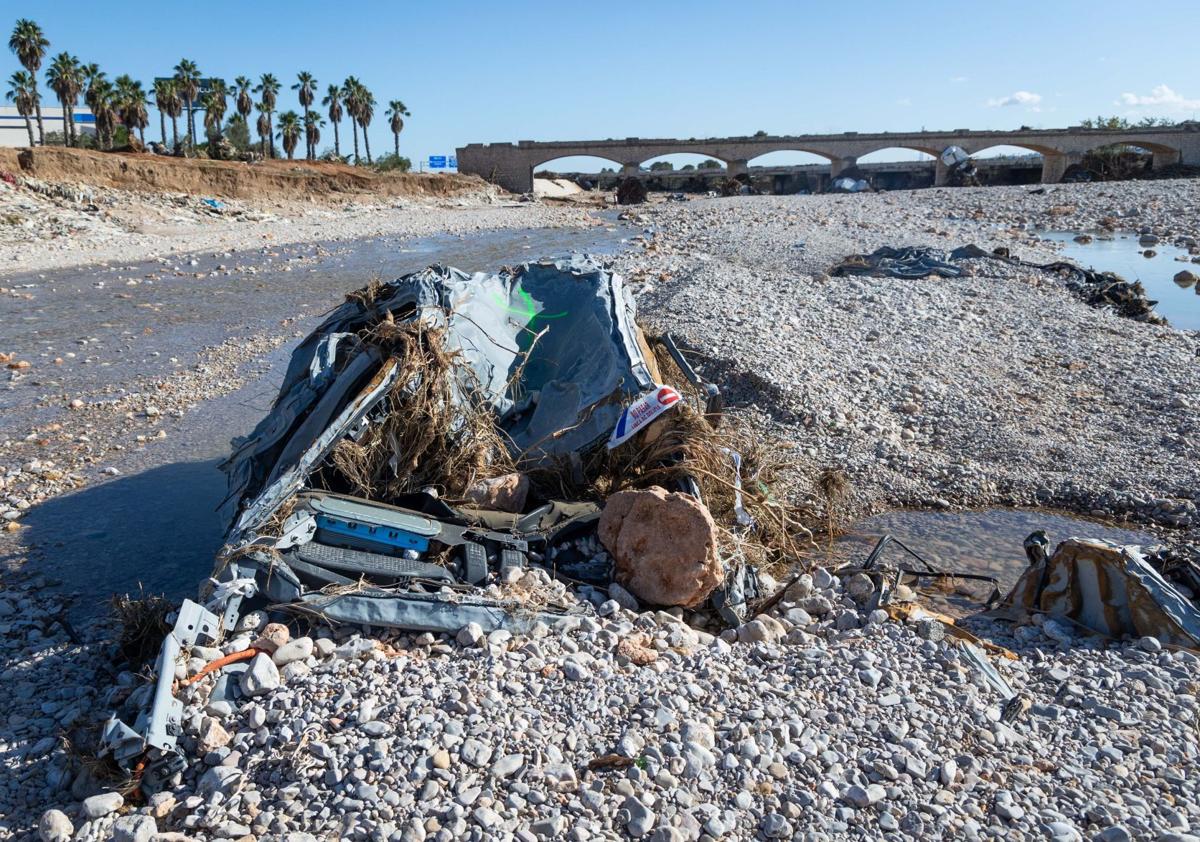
[491,289,569,325]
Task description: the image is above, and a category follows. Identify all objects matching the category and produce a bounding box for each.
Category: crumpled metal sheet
[220,256,653,531]
[1000,537,1200,648]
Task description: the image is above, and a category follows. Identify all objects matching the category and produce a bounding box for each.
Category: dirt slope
[0,145,488,203]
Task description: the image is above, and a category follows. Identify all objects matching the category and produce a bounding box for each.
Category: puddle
[817,508,1156,616]
[1040,230,1200,330]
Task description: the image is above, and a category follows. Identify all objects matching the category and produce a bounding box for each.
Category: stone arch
[857,145,939,163]
[531,154,626,175]
[1085,137,1179,157]
[635,151,729,169]
[638,153,728,173]
[970,143,1054,159]
[746,149,835,167]
[747,147,838,165]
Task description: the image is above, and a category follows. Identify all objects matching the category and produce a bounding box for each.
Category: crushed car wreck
[101,255,812,791]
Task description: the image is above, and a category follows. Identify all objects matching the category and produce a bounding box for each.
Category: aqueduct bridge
[457,125,1200,193]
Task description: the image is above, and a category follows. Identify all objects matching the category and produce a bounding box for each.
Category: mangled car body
[104,255,787,789]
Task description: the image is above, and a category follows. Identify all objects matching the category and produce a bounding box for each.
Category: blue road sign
[448,156,457,169]
[428,156,447,169]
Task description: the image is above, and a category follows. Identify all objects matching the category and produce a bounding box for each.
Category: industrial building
[0,105,96,147]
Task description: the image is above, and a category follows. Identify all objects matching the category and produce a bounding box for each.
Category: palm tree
[342,77,362,164]
[8,19,49,144]
[45,53,82,146]
[277,110,301,160]
[254,74,280,157]
[201,78,227,144]
[386,100,410,158]
[115,75,148,146]
[255,101,271,158]
[292,72,317,160]
[89,77,117,150]
[357,87,376,164]
[153,78,175,147]
[82,63,105,148]
[234,76,253,123]
[173,58,200,151]
[305,111,324,160]
[322,84,343,160]
[5,71,38,146]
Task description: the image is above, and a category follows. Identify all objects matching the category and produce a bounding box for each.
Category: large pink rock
[598,486,723,608]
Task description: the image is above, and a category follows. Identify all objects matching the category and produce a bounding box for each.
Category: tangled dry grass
[109,589,174,666]
[311,296,825,577]
[326,316,515,500]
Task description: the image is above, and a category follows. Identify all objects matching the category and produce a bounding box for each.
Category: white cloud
[950,75,969,83]
[987,91,1043,109]
[1117,85,1200,115]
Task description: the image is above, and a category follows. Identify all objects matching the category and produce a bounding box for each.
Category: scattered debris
[830,244,1168,323]
[616,177,648,205]
[101,255,817,791]
[996,532,1200,648]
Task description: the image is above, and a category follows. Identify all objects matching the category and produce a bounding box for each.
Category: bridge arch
[747,149,835,166]
[971,143,1054,158]
[639,153,728,172]
[634,151,728,169]
[531,154,626,174]
[857,145,938,162]
[1083,137,1179,156]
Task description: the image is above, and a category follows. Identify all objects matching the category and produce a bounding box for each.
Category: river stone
[81,791,123,819]
[38,809,73,842]
[111,814,156,842]
[599,485,722,607]
[241,652,280,696]
[272,636,313,666]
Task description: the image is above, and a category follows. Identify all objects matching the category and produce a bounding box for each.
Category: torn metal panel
[999,537,1200,648]
[101,600,220,779]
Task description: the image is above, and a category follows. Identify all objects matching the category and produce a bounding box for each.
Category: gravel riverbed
[2,178,1199,841]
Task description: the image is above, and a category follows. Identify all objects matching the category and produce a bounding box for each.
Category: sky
[7,0,1200,170]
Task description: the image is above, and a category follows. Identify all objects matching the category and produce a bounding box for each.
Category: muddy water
[817,508,1156,615]
[2,221,631,614]
[1040,230,1200,330]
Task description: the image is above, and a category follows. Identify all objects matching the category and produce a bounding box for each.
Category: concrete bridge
[457,125,1200,193]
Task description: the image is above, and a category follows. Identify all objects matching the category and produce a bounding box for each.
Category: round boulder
[598,485,722,607]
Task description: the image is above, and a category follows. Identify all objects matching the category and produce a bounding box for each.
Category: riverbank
[2,178,1199,841]
[0,147,600,275]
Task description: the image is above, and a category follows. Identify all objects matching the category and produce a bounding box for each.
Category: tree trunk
[33,92,45,144]
[268,111,276,158]
[333,119,340,159]
[59,101,70,146]
[159,110,167,145]
[186,97,195,151]
[351,120,359,165]
[363,125,372,164]
[394,132,398,158]
[171,116,178,153]
[23,114,35,146]
[68,106,77,147]
[139,125,145,145]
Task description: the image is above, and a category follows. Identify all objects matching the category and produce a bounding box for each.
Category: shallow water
[818,508,1156,615]
[1040,230,1200,330]
[1,221,631,615]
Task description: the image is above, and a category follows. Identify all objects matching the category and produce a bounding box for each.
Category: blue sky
[8,0,1200,170]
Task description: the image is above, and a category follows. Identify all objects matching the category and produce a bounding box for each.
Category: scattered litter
[103,254,817,792]
[830,244,1168,323]
[616,178,648,205]
[994,532,1200,648]
[829,176,870,194]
